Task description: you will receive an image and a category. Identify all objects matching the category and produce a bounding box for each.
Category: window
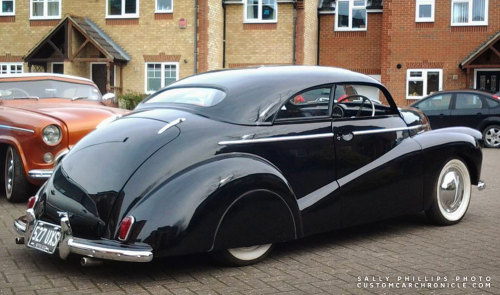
[156,0,172,13]
[451,0,488,26]
[1,0,14,15]
[0,63,23,75]
[107,0,139,18]
[407,69,442,99]
[455,93,483,109]
[335,0,367,31]
[244,0,277,23]
[30,0,60,19]
[415,94,452,111]
[146,88,226,106]
[416,0,434,22]
[145,63,178,94]
[276,86,332,120]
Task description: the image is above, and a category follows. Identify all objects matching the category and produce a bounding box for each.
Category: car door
[227,86,340,235]
[331,84,423,228]
[413,93,452,129]
[450,92,488,130]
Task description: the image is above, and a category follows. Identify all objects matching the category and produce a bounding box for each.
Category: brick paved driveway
[0,150,499,295]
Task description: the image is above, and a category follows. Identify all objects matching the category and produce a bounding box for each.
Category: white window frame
[0,0,15,15]
[0,63,23,75]
[415,0,434,22]
[106,0,139,19]
[406,69,443,100]
[451,0,488,26]
[335,0,367,31]
[29,0,61,20]
[155,0,173,13]
[144,62,179,94]
[244,0,278,23]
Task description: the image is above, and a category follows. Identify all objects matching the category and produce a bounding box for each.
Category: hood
[5,99,126,145]
[48,112,182,231]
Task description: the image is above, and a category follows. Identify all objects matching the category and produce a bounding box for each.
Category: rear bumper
[14,210,153,263]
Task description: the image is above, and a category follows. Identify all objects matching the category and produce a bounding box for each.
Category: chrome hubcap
[5,148,14,197]
[439,169,464,213]
[485,127,500,147]
[227,244,272,261]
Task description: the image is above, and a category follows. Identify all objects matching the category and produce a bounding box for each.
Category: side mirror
[102,93,117,104]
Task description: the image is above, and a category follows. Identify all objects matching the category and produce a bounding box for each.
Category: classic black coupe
[411,90,500,148]
[14,67,484,266]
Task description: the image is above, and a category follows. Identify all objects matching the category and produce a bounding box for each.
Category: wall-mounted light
[179,18,187,29]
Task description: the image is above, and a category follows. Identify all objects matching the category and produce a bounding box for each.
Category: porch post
[106,62,111,93]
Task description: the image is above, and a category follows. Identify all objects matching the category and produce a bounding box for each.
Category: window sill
[105,15,139,19]
[155,10,173,14]
[415,19,434,23]
[334,28,367,32]
[243,20,278,24]
[0,16,15,22]
[450,23,488,27]
[29,16,61,20]
[30,19,59,26]
[106,18,139,25]
[406,97,423,100]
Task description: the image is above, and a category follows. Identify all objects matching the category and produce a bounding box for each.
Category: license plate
[28,220,62,254]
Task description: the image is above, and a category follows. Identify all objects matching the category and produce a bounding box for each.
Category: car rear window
[145,87,226,107]
[486,97,500,108]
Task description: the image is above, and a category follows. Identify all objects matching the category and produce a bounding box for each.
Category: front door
[476,70,500,93]
[91,63,107,94]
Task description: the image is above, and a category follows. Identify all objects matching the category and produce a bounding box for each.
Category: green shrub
[118,92,148,110]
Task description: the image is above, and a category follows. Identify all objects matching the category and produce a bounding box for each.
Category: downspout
[194,0,198,74]
[292,1,297,65]
[223,2,227,68]
[316,11,320,65]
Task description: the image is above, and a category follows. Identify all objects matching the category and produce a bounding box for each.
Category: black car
[411,90,500,148]
[14,67,484,266]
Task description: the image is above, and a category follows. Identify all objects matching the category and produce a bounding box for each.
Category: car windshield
[0,80,101,100]
[145,87,226,107]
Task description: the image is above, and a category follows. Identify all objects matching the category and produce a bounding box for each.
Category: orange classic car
[0,73,128,202]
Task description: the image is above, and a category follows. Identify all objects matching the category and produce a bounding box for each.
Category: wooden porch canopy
[23,15,130,92]
[460,29,500,87]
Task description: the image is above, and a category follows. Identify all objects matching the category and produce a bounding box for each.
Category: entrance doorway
[91,63,107,94]
[476,70,500,93]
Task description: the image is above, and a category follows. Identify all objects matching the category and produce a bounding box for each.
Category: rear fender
[412,128,482,210]
[125,153,301,257]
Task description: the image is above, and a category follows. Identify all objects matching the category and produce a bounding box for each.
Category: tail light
[118,216,135,241]
[27,196,36,209]
[493,95,499,99]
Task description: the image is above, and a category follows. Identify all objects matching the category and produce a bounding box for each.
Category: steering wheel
[339,94,375,117]
[6,88,30,98]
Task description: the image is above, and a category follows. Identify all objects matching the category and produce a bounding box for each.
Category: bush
[118,92,147,110]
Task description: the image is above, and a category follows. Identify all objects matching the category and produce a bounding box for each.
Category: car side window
[416,94,452,111]
[455,94,483,110]
[332,84,394,118]
[276,86,332,120]
[486,97,500,108]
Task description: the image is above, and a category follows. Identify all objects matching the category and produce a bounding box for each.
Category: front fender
[412,127,482,210]
[124,153,301,257]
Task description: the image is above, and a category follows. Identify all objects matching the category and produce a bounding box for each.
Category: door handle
[336,132,353,141]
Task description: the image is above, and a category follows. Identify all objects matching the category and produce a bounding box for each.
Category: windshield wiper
[71,96,88,101]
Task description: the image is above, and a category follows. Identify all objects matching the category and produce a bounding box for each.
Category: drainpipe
[292,1,297,65]
[316,11,320,65]
[222,2,227,68]
[194,0,198,74]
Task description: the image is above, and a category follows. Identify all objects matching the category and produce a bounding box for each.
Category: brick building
[1,0,499,106]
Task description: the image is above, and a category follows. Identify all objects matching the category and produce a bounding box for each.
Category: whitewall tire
[213,244,273,266]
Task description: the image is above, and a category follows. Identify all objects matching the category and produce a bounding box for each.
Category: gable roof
[24,15,130,62]
[460,29,500,68]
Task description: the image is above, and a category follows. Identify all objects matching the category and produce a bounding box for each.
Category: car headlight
[42,125,62,145]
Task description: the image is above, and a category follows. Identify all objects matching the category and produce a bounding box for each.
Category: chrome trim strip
[218,133,334,145]
[28,169,53,179]
[298,181,340,211]
[54,149,70,166]
[352,125,422,136]
[14,218,27,233]
[158,118,186,134]
[0,125,35,134]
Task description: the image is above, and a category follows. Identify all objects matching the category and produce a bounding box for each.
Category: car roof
[425,89,496,97]
[142,66,384,125]
[0,73,94,84]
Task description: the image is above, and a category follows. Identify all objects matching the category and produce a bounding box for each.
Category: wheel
[212,244,273,266]
[4,146,33,203]
[425,159,471,225]
[482,125,500,148]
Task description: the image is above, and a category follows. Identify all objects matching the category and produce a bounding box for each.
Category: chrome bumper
[14,209,153,263]
[28,169,53,179]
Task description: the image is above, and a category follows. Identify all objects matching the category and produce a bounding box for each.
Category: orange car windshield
[0,80,101,100]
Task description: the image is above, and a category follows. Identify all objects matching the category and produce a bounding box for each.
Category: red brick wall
[382,0,500,106]
[319,13,383,75]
